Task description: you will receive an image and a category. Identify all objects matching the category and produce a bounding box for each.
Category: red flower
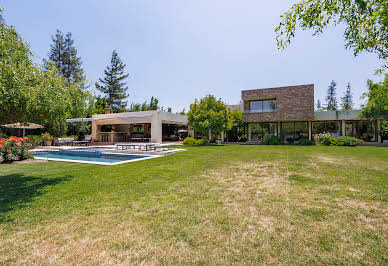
[24,137,29,140]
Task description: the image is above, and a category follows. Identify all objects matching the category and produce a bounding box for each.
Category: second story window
[249,99,277,113]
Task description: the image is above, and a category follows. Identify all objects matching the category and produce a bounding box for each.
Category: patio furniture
[53,137,75,146]
[116,143,157,151]
[74,135,92,146]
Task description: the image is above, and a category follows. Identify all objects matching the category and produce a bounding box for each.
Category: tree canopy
[96,50,129,112]
[361,74,388,120]
[276,0,388,72]
[188,95,229,140]
[0,18,93,136]
[45,30,85,84]
[326,80,338,110]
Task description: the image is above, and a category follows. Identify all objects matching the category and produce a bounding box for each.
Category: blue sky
[1,0,383,111]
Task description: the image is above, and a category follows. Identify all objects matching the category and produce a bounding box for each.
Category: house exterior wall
[242,84,315,122]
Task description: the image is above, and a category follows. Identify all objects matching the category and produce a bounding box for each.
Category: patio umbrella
[1,122,44,137]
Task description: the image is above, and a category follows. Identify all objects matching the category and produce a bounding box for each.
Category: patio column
[341,120,346,136]
[308,121,312,140]
[91,121,98,141]
[150,111,162,143]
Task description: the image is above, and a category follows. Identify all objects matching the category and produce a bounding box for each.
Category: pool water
[33,150,153,165]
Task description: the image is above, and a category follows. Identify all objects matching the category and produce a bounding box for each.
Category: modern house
[237,84,381,143]
[68,109,188,144]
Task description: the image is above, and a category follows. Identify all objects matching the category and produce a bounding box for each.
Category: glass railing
[244,109,277,113]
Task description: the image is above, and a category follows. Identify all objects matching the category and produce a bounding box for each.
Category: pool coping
[32,152,163,166]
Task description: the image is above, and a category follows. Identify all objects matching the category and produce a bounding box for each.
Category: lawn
[0,145,387,264]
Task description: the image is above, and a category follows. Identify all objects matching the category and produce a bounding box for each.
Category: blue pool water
[33,150,150,164]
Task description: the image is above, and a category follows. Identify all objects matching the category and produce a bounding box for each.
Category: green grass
[0,145,387,264]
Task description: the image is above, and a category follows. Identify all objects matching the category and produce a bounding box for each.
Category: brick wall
[242,84,314,122]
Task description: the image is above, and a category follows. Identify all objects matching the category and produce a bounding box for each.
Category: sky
[1,0,384,112]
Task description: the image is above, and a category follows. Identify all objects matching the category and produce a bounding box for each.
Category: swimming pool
[33,149,159,165]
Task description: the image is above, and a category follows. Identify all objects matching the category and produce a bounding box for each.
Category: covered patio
[90,110,188,144]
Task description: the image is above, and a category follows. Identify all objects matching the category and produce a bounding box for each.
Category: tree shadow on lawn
[0,173,72,222]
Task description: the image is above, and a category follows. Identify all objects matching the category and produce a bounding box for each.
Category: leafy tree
[275,0,388,72]
[326,80,338,110]
[177,108,186,115]
[94,96,112,114]
[0,7,4,23]
[128,96,159,112]
[167,107,172,112]
[188,95,229,141]
[341,82,354,110]
[226,110,244,142]
[0,17,93,136]
[46,30,85,84]
[96,50,129,112]
[361,74,388,120]
[316,99,323,111]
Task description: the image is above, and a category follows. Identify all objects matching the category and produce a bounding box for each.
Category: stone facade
[242,84,314,122]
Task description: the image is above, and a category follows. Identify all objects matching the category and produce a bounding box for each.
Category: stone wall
[242,84,314,122]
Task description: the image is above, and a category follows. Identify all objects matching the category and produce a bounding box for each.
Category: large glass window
[248,123,277,141]
[281,122,308,142]
[345,121,376,141]
[249,99,277,113]
[312,121,341,137]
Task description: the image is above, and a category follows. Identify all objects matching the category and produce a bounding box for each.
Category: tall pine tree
[46,30,85,84]
[341,82,353,110]
[325,80,338,111]
[95,50,129,112]
[316,99,323,111]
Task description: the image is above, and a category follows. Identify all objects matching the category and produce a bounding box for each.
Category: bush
[26,135,43,147]
[41,132,53,142]
[0,132,8,139]
[0,137,33,163]
[183,137,205,145]
[313,132,331,144]
[298,139,315,145]
[261,135,283,145]
[323,136,363,146]
[239,137,247,142]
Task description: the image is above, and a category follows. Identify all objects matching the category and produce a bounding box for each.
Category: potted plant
[41,132,53,146]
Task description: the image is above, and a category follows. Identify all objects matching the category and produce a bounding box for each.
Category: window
[248,123,277,141]
[345,121,376,141]
[281,122,308,142]
[312,121,341,137]
[249,99,277,113]
[132,124,144,134]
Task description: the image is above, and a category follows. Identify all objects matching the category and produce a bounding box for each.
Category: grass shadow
[0,173,72,222]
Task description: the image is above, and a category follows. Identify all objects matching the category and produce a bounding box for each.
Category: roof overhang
[66,118,93,123]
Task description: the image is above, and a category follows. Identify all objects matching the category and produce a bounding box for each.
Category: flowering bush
[0,137,33,163]
[313,132,331,145]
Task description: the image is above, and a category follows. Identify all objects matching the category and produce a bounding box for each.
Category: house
[68,109,188,144]
[236,84,381,143]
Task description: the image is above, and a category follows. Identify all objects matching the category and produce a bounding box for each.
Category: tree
[94,96,112,114]
[316,99,323,111]
[0,17,93,136]
[188,95,229,141]
[361,74,388,120]
[96,50,129,112]
[128,96,159,112]
[275,0,388,72]
[226,110,244,142]
[46,30,85,83]
[341,83,354,110]
[326,80,338,110]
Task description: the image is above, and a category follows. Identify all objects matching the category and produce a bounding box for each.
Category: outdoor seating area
[53,135,92,146]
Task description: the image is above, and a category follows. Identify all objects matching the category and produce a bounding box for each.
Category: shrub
[298,139,315,145]
[313,132,330,144]
[41,132,53,142]
[26,135,43,147]
[0,137,33,163]
[183,137,197,145]
[183,137,205,145]
[239,137,247,142]
[0,132,8,139]
[261,135,283,145]
[323,136,363,146]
